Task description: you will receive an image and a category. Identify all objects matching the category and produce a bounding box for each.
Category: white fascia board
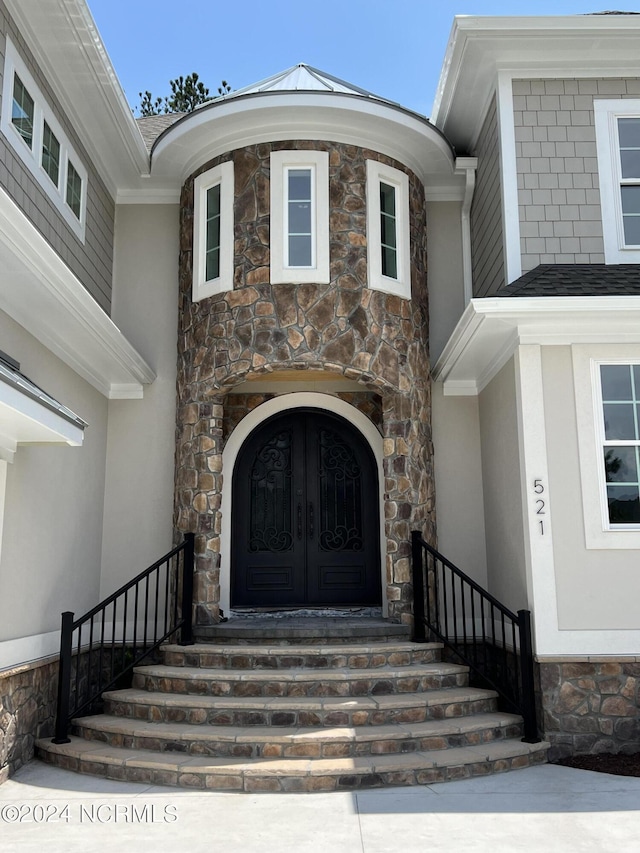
[433,295,640,395]
[0,383,85,463]
[432,14,640,148]
[4,0,150,196]
[151,93,457,188]
[0,187,155,399]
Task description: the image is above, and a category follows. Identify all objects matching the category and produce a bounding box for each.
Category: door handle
[308,502,314,539]
[297,503,302,540]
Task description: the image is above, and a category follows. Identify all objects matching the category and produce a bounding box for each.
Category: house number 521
[533,479,546,535]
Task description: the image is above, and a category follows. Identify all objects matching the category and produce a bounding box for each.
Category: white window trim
[270,150,329,284]
[366,160,411,299]
[192,161,234,302]
[573,345,640,549]
[0,36,87,243]
[594,98,640,264]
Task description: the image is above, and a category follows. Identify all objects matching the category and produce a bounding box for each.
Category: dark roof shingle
[495,264,640,297]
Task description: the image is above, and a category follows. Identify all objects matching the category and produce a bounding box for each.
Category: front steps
[37,622,548,791]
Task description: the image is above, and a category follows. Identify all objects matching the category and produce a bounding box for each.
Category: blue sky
[86,1,640,117]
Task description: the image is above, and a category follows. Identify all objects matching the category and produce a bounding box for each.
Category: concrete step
[104,685,500,727]
[161,641,442,670]
[132,661,469,698]
[36,735,549,792]
[195,617,410,645]
[73,711,524,759]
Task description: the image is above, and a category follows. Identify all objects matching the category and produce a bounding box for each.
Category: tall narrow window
[600,364,640,525]
[595,100,640,262]
[42,121,60,187]
[380,182,397,279]
[366,160,410,298]
[287,168,313,267]
[12,74,34,149]
[192,161,234,301]
[619,118,640,247]
[206,183,221,280]
[270,150,329,284]
[66,161,82,220]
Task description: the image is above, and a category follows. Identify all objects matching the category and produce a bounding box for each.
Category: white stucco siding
[426,201,465,364]
[478,357,529,613]
[543,344,640,633]
[99,204,179,597]
[431,384,487,587]
[0,310,107,659]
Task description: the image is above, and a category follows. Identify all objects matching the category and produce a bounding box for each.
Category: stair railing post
[179,532,195,646]
[517,609,540,743]
[411,531,427,643]
[52,611,74,744]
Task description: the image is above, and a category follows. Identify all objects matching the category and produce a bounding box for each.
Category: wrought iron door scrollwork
[248,430,293,552]
[318,428,364,552]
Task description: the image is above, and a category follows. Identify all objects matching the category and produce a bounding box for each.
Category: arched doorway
[231,408,381,608]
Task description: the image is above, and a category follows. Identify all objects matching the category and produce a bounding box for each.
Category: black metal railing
[52,533,195,744]
[411,531,539,743]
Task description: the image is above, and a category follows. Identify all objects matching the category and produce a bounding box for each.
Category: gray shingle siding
[0,2,114,314]
[514,78,640,274]
[470,95,505,297]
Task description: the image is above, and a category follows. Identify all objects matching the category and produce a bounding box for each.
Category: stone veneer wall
[175,140,431,626]
[0,658,58,782]
[538,659,640,760]
[223,391,382,442]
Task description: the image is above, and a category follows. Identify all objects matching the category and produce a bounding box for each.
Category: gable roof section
[496,265,640,297]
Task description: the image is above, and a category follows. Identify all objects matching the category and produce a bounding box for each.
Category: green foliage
[137,74,231,117]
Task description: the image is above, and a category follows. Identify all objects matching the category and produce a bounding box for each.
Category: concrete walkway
[1,760,640,852]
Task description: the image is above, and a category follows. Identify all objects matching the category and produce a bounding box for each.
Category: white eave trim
[0,186,155,399]
[433,295,640,395]
[4,0,150,195]
[151,92,457,188]
[0,379,85,463]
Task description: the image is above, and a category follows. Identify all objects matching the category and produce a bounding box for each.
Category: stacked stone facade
[0,658,58,782]
[538,659,640,759]
[175,140,432,625]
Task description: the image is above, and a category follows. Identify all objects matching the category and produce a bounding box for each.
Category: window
[366,160,410,299]
[599,364,640,526]
[595,99,640,263]
[192,161,234,302]
[12,75,34,149]
[42,121,60,187]
[1,37,87,241]
[270,150,329,284]
[66,160,82,219]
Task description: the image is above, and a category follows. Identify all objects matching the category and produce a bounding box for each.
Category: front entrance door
[231,409,381,607]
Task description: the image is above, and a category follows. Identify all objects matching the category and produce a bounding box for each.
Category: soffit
[4,0,150,196]
[433,15,640,151]
[150,91,461,196]
[433,295,640,396]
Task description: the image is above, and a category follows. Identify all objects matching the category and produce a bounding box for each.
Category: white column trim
[514,345,557,655]
[496,72,522,285]
[220,393,386,616]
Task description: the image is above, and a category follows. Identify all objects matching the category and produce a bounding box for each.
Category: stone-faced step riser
[104,696,499,728]
[37,745,547,792]
[162,648,440,669]
[132,672,469,698]
[74,723,525,759]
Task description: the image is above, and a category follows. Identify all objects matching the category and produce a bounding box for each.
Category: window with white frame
[594,99,640,264]
[366,160,410,299]
[192,161,234,301]
[1,37,87,241]
[270,150,329,284]
[598,363,640,526]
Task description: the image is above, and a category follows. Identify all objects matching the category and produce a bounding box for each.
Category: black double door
[231,409,381,607]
